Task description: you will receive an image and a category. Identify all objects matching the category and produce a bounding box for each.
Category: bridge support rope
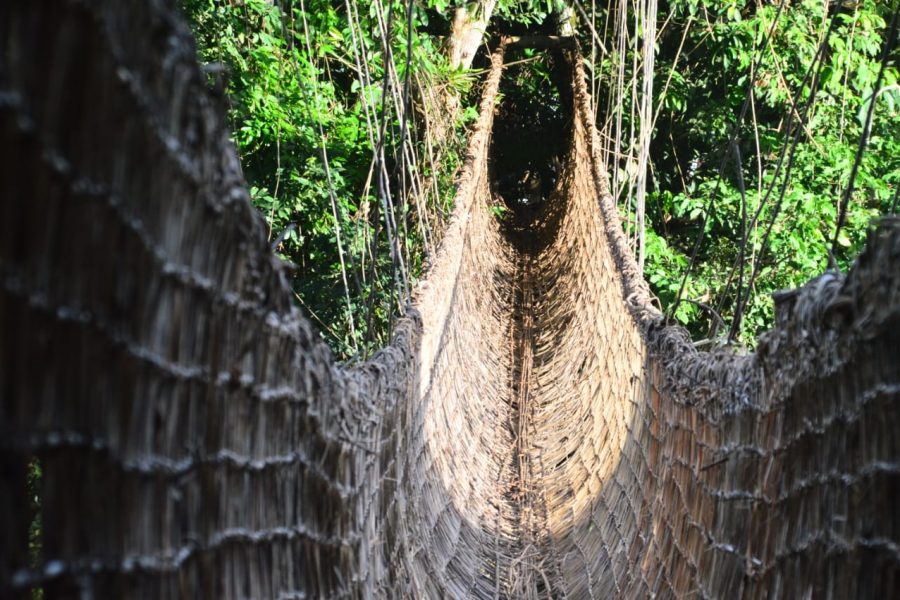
[1,2,898,598]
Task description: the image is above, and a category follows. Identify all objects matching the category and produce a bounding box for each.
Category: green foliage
[489,202,509,218]
[27,458,42,600]
[495,0,567,25]
[183,0,898,351]
[182,0,471,357]
[596,0,898,344]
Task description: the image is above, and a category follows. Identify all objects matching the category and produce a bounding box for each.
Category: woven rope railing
[1,2,898,599]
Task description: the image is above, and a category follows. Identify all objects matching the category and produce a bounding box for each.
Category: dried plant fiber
[1,2,898,598]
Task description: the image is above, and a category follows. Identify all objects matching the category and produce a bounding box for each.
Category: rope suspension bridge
[1,2,898,598]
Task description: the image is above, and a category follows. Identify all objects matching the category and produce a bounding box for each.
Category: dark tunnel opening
[488,47,573,216]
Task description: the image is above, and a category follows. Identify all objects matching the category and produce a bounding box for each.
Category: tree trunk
[447,1,498,70]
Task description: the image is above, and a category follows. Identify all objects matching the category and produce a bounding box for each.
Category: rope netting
[1,1,898,599]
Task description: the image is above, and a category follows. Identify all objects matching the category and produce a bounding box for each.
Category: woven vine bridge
[1,2,898,599]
